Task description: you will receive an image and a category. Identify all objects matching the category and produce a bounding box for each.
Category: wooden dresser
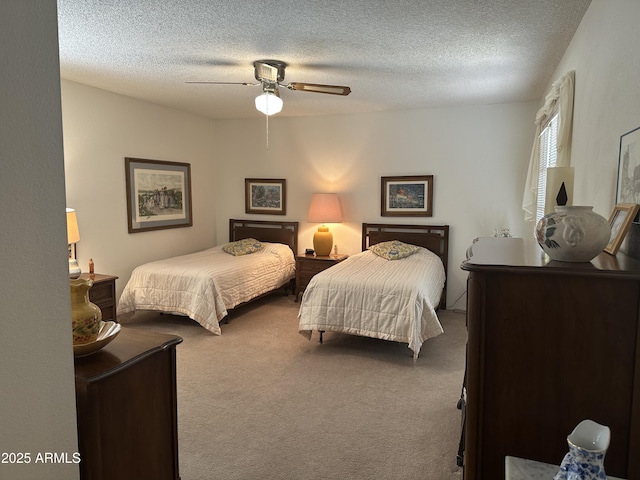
[74,328,182,480]
[461,237,640,480]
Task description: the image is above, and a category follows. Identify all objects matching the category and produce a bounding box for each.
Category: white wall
[59,1,640,312]
[549,0,640,220]
[61,80,218,300]
[214,103,538,309]
[61,82,537,310]
[0,2,79,479]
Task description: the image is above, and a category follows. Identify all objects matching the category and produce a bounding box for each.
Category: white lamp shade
[66,208,80,244]
[307,193,342,223]
[255,92,283,116]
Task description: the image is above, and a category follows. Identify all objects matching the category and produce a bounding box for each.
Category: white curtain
[522,70,575,222]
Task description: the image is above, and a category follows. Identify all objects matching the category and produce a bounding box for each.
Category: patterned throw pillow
[369,240,421,260]
[222,238,264,256]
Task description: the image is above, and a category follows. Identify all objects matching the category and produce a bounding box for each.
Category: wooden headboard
[229,219,299,255]
[362,223,449,309]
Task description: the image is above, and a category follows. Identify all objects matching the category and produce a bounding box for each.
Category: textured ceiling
[56,0,591,120]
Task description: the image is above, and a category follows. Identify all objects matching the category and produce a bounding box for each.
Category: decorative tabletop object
[554,419,610,480]
[307,192,342,256]
[73,321,121,357]
[70,277,102,345]
[604,203,640,255]
[535,206,611,262]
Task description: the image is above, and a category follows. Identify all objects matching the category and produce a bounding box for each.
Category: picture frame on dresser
[245,178,287,215]
[125,157,193,233]
[605,203,640,255]
[381,175,433,217]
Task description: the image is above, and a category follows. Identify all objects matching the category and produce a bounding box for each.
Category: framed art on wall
[616,126,640,207]
[125,157,193,233]
[605,203,640,255]
[245,178,287,215]
[381,175,433,217]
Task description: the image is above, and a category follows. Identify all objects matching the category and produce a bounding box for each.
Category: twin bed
[117,219,298,333]
[298,223,448,358]
[118,219,449,356]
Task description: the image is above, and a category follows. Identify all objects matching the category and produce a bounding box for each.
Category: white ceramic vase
[554,419,610,480]
[535,206,611,262]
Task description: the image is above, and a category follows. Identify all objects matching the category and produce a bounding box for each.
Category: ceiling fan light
[255,91,283,116]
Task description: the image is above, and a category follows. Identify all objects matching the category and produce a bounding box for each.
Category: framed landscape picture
[125,157,193,233]
[381,175,433,217]
[245,178,287,215]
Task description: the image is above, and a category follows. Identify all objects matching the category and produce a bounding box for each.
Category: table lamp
[307,193,342,256]
[67,207,81,279]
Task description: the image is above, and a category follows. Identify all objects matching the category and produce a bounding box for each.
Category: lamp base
[69,258,81,279]
[313,226,333,256]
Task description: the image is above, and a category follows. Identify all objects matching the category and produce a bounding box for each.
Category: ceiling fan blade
[186,81,259,86]
[287,82,351,96]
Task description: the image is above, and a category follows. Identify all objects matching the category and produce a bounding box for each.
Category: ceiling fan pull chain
[265,113,269,150]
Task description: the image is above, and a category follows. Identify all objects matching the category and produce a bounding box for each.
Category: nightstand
[80,273,119,322]
[295,254,348,301]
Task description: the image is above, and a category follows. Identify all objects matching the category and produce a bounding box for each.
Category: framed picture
[615,126,640,216]
[245,178,287,215]
[125,157,193,233]
[605,203,639,255]
[381,175,433,217]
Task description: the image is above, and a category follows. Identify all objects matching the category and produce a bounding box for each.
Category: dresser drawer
[81,273,118,323]
[295,254,348,301]
[299,260,335,276]
[89,282,113,304]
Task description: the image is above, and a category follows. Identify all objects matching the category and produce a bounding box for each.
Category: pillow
[369,240,421,260]
[222,238,263,256]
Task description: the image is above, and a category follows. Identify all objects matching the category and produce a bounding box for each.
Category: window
[522,70,574,224]
[535,112,559,224]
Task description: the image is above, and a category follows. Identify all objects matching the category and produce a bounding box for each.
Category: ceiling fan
[187,59,351,115]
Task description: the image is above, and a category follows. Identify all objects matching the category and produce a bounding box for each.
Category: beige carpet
[125,291,467,480]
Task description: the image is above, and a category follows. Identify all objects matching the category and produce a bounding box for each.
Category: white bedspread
[118,242,295,334]
[297,248,445,357]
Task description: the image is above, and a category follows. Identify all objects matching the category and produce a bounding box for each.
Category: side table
[295,254,348,301]
[80,273,118,322]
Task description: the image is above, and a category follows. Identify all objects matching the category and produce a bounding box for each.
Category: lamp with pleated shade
[307,193,342,256]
